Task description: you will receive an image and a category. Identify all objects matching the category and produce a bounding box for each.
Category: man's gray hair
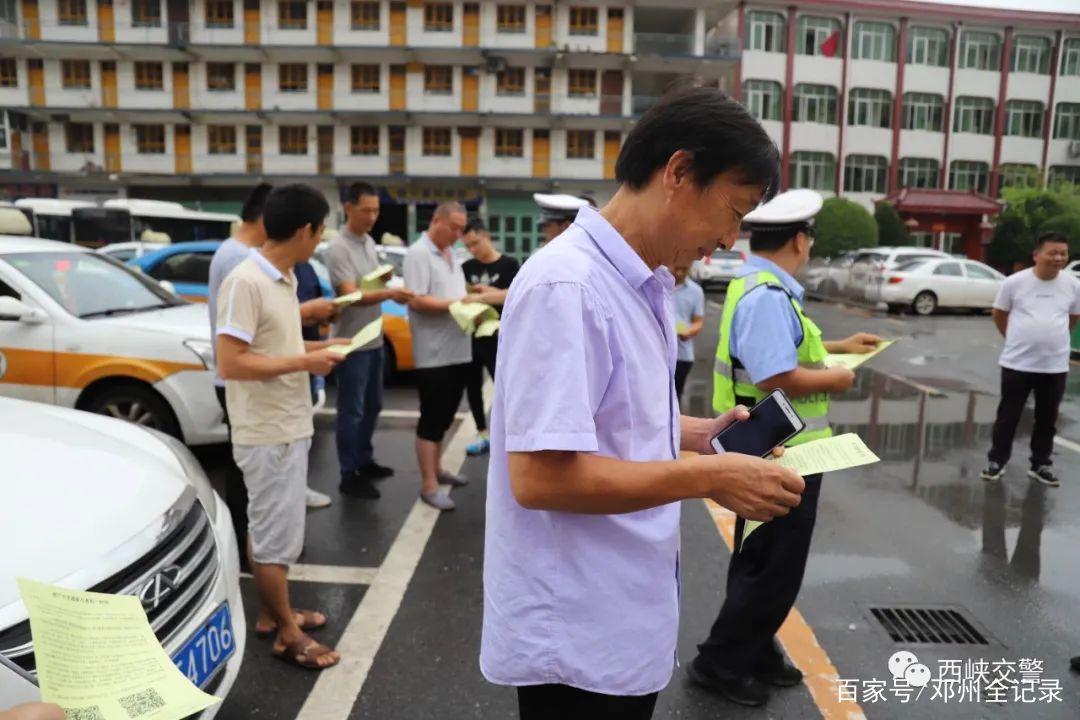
[433,201,465,219]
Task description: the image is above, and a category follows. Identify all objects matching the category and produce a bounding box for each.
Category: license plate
[172,603,235,689]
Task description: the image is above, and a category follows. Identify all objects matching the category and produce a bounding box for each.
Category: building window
[793,84,838,124]
[206,63,235,91]
[566,129,595,159]
[0,58,16,87]
[1005,100,1044,138]
[424,3,453,32]
[844,154,888,193]
[61,60,91,89]
[278,63,308,92]
[1063,38,1080,76]
[953,96,994,134]
[423,66,453,94]
[497,4,526,33]
[205,0,234,28]
[135,124,166,154]
[132,0,161,27]
[58,0,87,25]
[279,126,308,154]
[351,1,379,30]
[959,31,1000,71]
[208,125,237,154]
[1012,36,1050,75]
[422,127,452,156]
[568,7,598,36]
[797,16,841,56]
[1053,103,1080,140]
[497,67,525,95]
[848,88,892,128]
[746,11,785,53]
[853,21,896,61]
[949,160,989,193]
[1000,163,1040,189]
[1048,165,1080,186]
[791,151,835,191]
[351,64,380,92]
[278,0,307,29]
[567,69,596,97]
[743,79,782,121]
[898,157,939,188]
[902,92,945,131]
[495,128,524,157]
[65,123,94,153]
[350,126,379,155]
[907,26,949,67]
[134,62,164,90]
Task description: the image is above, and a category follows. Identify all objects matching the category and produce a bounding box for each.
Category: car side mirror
[0,296,46,324]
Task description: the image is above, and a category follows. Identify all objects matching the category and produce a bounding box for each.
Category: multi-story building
[0,0,736,255]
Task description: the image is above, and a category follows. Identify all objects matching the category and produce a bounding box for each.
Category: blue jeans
[336,346,384,475]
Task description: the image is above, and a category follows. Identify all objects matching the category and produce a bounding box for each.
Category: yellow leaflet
[823,339,896,370]
[360,264,395,290]
[449,301,499,336]
[327,317,383,355]
[333,290,364,306]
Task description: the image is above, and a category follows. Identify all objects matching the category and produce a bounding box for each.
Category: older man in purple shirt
[481,87,807,719]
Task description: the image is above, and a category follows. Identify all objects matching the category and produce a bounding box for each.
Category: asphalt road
[197,295,1080,720]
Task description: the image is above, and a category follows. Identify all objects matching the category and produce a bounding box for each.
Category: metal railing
[633,32,741,60]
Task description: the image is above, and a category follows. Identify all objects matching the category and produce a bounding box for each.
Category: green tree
[813,197,878,258]
[874,202,911,247]
[988,184,1080,271]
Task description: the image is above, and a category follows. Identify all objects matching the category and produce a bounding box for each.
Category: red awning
[882,188,1003,215]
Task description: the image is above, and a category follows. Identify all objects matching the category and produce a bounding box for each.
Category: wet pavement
[196,296,1080,719]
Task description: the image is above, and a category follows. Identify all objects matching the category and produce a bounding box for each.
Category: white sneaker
[313,388,327,412]
[306,488,332,509]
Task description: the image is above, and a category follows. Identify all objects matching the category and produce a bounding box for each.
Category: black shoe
[1028,465,1060,487]
[686,656,769,707]
[339,472,381,499]
[980,462,1005,481]
[757,661,804,688]
[358,462,394,481]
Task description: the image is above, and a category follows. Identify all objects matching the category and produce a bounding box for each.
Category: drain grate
[869,606,989,646]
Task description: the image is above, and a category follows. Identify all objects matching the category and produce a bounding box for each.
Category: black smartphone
[709,389,806,458]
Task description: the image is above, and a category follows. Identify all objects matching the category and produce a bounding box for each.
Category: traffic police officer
[533,193,594,246]
[688,189,881,707]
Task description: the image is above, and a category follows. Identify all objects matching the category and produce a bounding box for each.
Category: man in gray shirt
[325,182,414,499]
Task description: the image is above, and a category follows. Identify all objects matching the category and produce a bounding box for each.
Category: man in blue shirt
[671,262,705,401]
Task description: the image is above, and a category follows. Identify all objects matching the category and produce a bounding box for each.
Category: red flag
[820,30,840,58]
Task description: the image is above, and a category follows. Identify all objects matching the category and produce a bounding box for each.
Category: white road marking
[707,300,724,311]
[315,408,466,420]
[241,564,378,585]
[296,379,490,720]
[1054,436,1080,455]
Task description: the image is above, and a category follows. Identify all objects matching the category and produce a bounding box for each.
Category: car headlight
[183,339,215,369]
[144,428,219,523]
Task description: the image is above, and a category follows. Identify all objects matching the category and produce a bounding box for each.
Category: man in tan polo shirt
[216,184,346,670]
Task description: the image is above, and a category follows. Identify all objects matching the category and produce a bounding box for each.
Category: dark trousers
[517,685,658,720]
[466,335,498,432]
[674,360,693,402]
[214,386,249,557]
[335,347,384,475]
[696,473,823,677]
[988,368,1067,469]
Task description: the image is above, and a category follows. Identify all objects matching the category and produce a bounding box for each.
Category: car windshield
[712,250,742,260]
[4,251,179,319]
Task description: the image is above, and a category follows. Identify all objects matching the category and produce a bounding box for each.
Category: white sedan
[880,258,1005,316]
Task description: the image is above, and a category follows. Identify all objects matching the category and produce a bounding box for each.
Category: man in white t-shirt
[981,232,1080,487]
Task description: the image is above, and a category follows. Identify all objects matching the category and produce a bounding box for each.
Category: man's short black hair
[750,224,810,253]
[263,184,329,242]
[615,86,780,199]
[240,183,273,223]
[343,181,379,205]
[464,218,488,235]
[1034,231,1069,250]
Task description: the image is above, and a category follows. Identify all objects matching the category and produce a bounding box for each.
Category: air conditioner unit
[1068,140,1080,158]
[484,55,507,74]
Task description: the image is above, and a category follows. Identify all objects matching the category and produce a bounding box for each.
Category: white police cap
[533,193,592,224]
[743,189,823,232]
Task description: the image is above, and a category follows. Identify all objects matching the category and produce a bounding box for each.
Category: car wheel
[913,291,938,316]
[383,343,397,385]
[820,280,839,296]
[84,382,181,438]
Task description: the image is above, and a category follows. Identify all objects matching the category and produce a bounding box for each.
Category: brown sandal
[272,634,340,670]
[255,609,328,638]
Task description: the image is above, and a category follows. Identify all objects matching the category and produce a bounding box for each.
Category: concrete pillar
[694,8,705,56]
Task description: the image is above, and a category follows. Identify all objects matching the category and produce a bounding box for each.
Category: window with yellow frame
[566,129,595,159]
[496,67,525,95]
[279,63,308,92]
[65,123,94,153]
[495,128,524,157]
[132,0,161,27]
[279,126,308,154]
[61,60,91,89]
[350,126,380,155]
[496,5,526,33]
[424,2,453,32]
[58,0,88,26]
[208,125,237,154]
[422,127,452,156]
[278,0,307,29]
[135,124,166,154]
[351,1,379,30]
[0,59,16,88]
[351,64,380,92]
[205,0,234,28]
[567,69,596,97]
[569,6,598,36]
[134,62,164,90]
[424,66,453,94]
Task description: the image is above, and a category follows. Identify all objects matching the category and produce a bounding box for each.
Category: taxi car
[0,397,246,712]
[0,237,226,445]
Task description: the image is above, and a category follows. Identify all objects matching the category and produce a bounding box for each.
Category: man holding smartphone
[690,189,881,707]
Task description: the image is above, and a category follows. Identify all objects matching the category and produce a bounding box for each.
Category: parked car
[96,241,165,263]
[0,236,226,444]
[879,257,1005,315]
[0,397,246,711]
[804,252,856,296]
[691,248,746,289]
[848,247,953,302]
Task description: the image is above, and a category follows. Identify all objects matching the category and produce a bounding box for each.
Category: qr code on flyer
[63,708,105,720]
[118,688,167,718]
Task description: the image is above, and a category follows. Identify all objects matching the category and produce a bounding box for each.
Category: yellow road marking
[703,500,866,720]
